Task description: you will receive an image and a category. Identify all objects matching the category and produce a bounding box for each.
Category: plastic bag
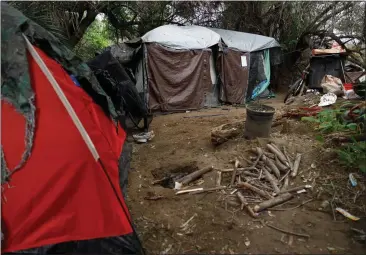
[321,75,344,95]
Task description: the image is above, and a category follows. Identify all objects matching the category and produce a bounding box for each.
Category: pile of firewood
[173,143,311,218]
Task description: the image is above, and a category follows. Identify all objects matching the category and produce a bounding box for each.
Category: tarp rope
[23,34,145,255]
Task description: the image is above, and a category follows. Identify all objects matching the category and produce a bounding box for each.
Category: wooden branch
[237,182,273,199]
[190,186,227,195]
[217,167,258,173]
[266,144,287,165]
[281,176,289,191]
[264,151,275,159]
[211,121,244,146]
[277,185,310,195]
[263,168,280,193]
[275,156,289,172]
[216,171,222,187]
[304,1,339,32]
[264,157,281,179]
[236,191,258,218]
[251,147,264,168]
[283,147,293,171]
[176,166,213,186]
[230,159,240,186]
[152,176,170,185]
[176,188,203,195]
[291,153,302,177]
[266,223,310,238]
[254,193,293,212]
[313,3,353,32]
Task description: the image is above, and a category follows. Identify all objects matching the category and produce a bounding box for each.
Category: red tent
[1,46,132,252]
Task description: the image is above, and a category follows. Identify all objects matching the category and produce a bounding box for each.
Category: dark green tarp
[1,3,118,184]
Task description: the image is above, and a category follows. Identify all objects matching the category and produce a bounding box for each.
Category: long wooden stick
[216,171,222,187]
[216,167,258,172]
[24,34,100,161]
[277,185,309,195]
[230,159,240,186]
[252,148,264,168]
[175,188,203,195]
[283,147,293,170]
[263,168,280,193]
[266,223,310,238]
[291,153,302,177]
[190,186,227,195]
[267,144,287,165]
[177,166,213,185]
[254,193,293,212]
[152,176,170,185]
[275,156,289,172]
[264,157,281,179]
[281,176,289,191]
[237,182,273,199]
[236,191,258,218]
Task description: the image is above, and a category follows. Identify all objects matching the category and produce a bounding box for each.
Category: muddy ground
[126,97,366,254]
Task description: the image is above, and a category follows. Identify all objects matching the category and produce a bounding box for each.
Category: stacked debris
[169,143,312,220]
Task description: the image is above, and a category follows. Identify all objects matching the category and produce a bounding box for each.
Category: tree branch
[304,2,339,32]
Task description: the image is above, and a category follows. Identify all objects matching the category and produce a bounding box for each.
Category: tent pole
[22,34,100,161]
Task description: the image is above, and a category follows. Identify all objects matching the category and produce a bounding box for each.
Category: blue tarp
[251,49,271,100]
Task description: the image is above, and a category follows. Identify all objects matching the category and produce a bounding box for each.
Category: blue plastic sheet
[251,49,271,100]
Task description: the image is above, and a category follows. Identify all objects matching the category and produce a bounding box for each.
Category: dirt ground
[126,97,366,254]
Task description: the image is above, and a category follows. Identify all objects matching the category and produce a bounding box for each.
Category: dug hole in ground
[126,96,366,254]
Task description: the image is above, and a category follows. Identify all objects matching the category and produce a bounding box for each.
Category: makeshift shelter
[87,46,152,132]
[133,25,281,111]
[208,28,281,103]
[307,53,347,90]
[135,25,221,111]
[1,3,142,254]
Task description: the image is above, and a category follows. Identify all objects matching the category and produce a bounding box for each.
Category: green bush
[302,106,365,173]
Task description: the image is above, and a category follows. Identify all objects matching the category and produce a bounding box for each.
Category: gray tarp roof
[141,25,280,52]
[141,25,221,50]
[208,27,280,52]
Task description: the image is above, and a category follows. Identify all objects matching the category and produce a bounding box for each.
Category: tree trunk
[68,10,99,47]
[364,2,366,68]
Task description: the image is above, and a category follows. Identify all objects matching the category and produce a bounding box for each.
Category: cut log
[216,171,222,187]
[237,182,273,199]
[230,159,240,186]
[275,156,289,172]
[252,148,275,160]
[264,151,275,159]
[254,193,293,212]
[251,147,264,168]
[263,168,280,193]
[291,153,302,177]
[266,144,288,165]
[211,121,244,146]
[236,191,258,218]
[281,176,289,191]
[176,166,213,186]
[264,157,281,179]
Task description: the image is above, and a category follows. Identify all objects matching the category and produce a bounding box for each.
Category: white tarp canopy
[141,25,280,52]
[208,27,280,52]
[141,25,221,50]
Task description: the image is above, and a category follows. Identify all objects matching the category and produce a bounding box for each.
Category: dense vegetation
[9,1,366,64]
